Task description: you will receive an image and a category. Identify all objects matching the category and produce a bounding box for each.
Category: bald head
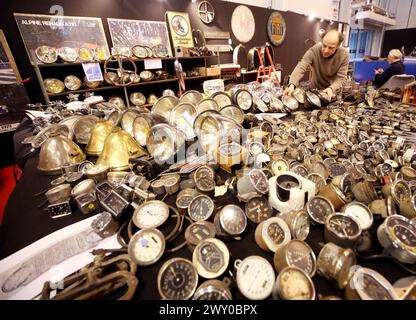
[321,30,343,58]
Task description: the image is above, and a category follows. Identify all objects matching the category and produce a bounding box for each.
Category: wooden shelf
[37,56,209,68]
[47,76,215,97]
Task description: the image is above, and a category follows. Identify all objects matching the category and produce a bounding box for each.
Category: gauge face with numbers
[307,196,335,225]
[387,216,416,250]
[285,240,316,277]
[185,221,216,246]
[341,202,373,230]
[133,200,169,229]
[219,205,247,236]
[292,210,310,241]
[271,158,289,176]
[249,169,269,194]
[128,228,165,266]
[188,195,215,221]
[326,214,361,239]
[235,256,275,300]
[245,196,274,224]
[349,268,397,300]
[157,258,199,300]
[391,180,411,205]
[273,267,315,300]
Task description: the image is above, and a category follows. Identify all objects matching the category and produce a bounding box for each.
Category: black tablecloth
[0,117,412,300]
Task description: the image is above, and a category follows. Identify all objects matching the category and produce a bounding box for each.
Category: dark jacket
[373,61,405,87]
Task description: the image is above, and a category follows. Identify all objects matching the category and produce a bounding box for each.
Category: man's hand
[322,87,334,100]
[283,84,295,96]
[374,68,384,75]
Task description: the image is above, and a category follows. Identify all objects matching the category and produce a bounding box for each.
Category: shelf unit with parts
[33,55,218,107]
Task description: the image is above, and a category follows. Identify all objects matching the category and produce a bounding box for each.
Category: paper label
[82,62,103,82]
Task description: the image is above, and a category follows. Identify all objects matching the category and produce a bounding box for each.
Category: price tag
[144,58,162,70]
[82,62,103,82]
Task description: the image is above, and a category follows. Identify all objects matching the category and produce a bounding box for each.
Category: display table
[0,115,412,300]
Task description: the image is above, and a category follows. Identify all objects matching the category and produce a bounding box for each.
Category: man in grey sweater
[283,29,350,100]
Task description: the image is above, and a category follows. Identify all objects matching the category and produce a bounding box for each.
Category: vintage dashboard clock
[231,5,255,43]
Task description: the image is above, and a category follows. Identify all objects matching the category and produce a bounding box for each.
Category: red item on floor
[0,165,22,224]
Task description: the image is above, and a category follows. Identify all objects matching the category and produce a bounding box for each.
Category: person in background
[283,29,349,101]
[373,49,405,88]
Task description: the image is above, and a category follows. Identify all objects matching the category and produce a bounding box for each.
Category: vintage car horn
[96,127,148,171]
[37,131,86,175]
[85,120,114,156]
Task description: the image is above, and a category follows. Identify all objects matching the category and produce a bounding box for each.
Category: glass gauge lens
[349,268,397,300]
[307,173,326,192]
[270,97,284,112]
[44,78,65,94]
[275,267,315,300]
[248,141,264,156]
[282,95,299,111]
[290,164,308,177]
[245,196,274,224]
[194,165,215,180]
[327,214,361,238]
[64,75,82,91]
[185,221,216,246]
[176,192,197,210]
[267,221,287,245]
[387,216,416,249]
[305,91,321,107]
[235,90,252,110]
[193,238,229,278]
[79,47,94,61]
[188,195,215,221]
[392,180,411,204]
[193,280,232,300]
[219,105,244,125]
[293,210,310,241]
[253,95,268,112]
[158,258,198,300]
[323,157,336,167]
[271,158,289,175]
[133,200,169,229]
[285,240,316,277]
[212,92,232,108]
[249,169,269,194]
[341,202,373,230]
[236,256,275,300]
[132,45,147,58]
[95,46,109,61]
[329,163,347,178]
[219,205,247,236]
[260,121,274,137]
[196,99,219,114]
[196,178,216,192]
[311,161,328,179]
[35,45,57,64]
[128,228,165,266]
[307,196,335,224]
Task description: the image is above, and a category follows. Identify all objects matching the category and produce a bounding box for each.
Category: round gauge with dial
[193,279,232,300]
[193,238,230,279]
[306,196,335,225]
[245,196,274,224]
[306,173,326,192]
[391,180,411,205]
[128,228,165,266]
[328,162,347,178]
[377,215,416,264]
[272,266,315,300]
[324,213,362,248]
[274,240,316,277]
[133,200,170,229]
[323,157,336,168]
[271,158,289,175]
[290,163,308,178]
[194,165,216,181]
[185,221,216,247]
[211,92,232,109]
[260,121,274,137]
[311,161,329,180]
[346,267,398,300]
[255,217,291,252]
[195,177,216,194]
[280,210,311,241]
[248,141,265,156]
[341,202,373,230]
[281,95,299,112]
[151,179,166,195]
[234,256,275,300]
[249,169,269,194]
[157,258,199,300]
[233,89,253,111]
[188,195,216,222]
[215,205,247,237]
[176,188,199,214]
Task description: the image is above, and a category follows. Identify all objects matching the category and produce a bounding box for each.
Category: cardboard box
[193,67,206,76]
[206,67,221,76]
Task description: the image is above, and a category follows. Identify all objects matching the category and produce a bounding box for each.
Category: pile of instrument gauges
[26,86,416,300]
